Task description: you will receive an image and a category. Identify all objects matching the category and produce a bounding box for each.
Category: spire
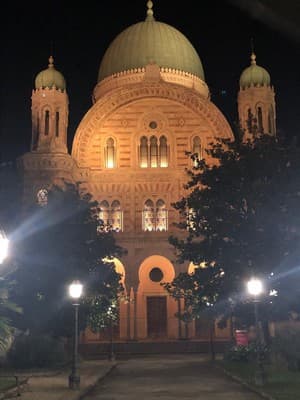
[48,55,54,68]
[250,52,256,65]
[250,38,256,65]
[146,0,154,21]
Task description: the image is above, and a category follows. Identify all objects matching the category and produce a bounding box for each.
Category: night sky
[1,0,300,163]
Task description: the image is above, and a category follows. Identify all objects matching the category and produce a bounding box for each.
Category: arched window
[140,136,148,168]
[111,200,123,232]
[257,107,263,133]
[193,136,201,166]
[143,199,168,231]
[106,138,115,168]
[159,136,168,167]
[143,199,155,231]
[37,189,48,206]
[45,110,50,135]
[32,116,39,150]
[99,200,110,226]
[150,136,158,168]
[156,199,167,231]
[55,112,59,137]
[247,108,253,133]
[268,106,275,135]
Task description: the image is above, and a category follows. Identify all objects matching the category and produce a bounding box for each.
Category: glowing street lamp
[0,230,9,264]
[68,280,83,390]
[247,277,266,386]
[247,278,263,297]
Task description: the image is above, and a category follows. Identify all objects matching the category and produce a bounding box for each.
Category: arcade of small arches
[244,104,275,135]
[102,134,203,169]
[32,109,62,151]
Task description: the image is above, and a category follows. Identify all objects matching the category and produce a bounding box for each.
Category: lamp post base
[254,366,266,387]
[69,374,80,390]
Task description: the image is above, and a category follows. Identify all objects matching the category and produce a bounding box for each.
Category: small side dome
[240,53,271,89]
[35,56,66,90]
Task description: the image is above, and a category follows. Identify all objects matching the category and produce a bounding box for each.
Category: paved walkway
[1,356,270,400]
[1,360,116,400]
[85,355,264,400]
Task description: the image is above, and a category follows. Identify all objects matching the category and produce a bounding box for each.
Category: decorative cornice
[93,67,209,101]
[18,152,74,171]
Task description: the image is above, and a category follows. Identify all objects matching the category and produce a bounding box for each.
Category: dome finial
[250,37,256,65]
[146,0,154,20]
[48,55,54,68]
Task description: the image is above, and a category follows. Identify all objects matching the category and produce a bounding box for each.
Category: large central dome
[97,2,205,82]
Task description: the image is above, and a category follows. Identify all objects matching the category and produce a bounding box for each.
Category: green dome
[240,53,271,89]
[98,2,205,82]
[35,56,66,90]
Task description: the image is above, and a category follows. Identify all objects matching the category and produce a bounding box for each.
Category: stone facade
[18,6,276,343]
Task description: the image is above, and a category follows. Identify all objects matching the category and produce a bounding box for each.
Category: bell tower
[31,56,68,153]
[238,52,276,140]
[18,56,74,209]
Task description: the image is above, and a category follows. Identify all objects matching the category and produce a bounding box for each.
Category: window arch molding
[190,133,206,165]
[255,102,265,134]
[36,188,48,206]
[142,197,168,232]
[98,199,123,232]
[243,105,252,122]
[103,135,118,169]
[136,131,172,168]
[41,105,52,136]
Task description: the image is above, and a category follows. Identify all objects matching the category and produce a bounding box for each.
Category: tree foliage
[10,182,126,336]
[0,277,22,350]
[0,161,22,233]
[167,135,300,326]
[0,161,23,349]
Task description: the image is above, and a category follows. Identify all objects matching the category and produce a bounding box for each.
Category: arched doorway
[83,258,127,342]
[137,255,176,340]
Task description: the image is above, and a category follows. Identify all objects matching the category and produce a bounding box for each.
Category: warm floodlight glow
[0,230,9,264]
[247,278,263,296]
[107,159,115,169]
[69,280,83,299]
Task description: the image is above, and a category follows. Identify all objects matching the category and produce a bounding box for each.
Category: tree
[167,134,300,333]
[0,277,22,350]
[0,161,22,233]
[162,266,224,359]
[0,162,23,350]
[10,182,126,337]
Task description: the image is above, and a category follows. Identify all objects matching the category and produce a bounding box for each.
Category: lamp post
[107,304,116,361]
[68,280,83,390]
[0,229,9,264]
[247,277,266,386]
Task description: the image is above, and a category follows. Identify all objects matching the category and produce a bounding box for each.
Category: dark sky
[1,0,300,163]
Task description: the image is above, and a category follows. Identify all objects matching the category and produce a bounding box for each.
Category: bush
[7,334,67,369]
[223,342,268,363]
[271,324,300,371]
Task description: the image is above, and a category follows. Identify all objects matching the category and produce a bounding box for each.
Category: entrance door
[147,296,167,339]
[195,317,213,339]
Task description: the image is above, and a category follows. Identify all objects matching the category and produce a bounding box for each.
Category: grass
[219,360,300,400]
[0,376,18,392]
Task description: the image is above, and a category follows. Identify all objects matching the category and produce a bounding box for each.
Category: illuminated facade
[18,1,276,343]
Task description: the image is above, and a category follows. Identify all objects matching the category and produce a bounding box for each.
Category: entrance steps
[79,340,229,358]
